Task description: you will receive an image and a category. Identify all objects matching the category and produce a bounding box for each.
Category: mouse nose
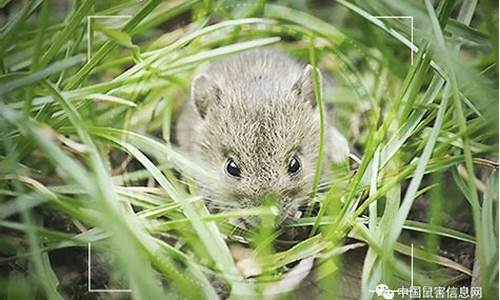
[249,191,282,210]
[242,167,283,205]
[248,179,283,205]
[252,178,274,194]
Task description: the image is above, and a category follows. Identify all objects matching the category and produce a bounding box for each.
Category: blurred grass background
[0,0,498,299]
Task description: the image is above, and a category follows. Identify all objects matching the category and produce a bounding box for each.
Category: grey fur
[176,49,349,222]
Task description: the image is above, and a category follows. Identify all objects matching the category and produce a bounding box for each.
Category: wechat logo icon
[374,284,394,299]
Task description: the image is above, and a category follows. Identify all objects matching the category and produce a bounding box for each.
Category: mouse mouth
[204,191,320,244]
[224,200,321,237]
[297,201,321,217]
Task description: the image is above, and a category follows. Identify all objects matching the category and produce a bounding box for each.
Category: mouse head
[190,64,345,227]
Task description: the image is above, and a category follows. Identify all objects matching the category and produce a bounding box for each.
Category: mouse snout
[239,183,282,209]
[235,169,292,209]
[248,190,280,206]
[249,181,301,204]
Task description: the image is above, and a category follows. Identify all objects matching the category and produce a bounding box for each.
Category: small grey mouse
[176,49,349,224]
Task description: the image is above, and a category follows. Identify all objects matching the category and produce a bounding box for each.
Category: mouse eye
[225,159,241,178]
[287,155,301,175]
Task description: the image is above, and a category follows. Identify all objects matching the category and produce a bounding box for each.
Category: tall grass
[0,0,498,299]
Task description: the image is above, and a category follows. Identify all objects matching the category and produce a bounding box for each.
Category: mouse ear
[291,64,322,108]
[191,74,221,119]
[328,126,350,163]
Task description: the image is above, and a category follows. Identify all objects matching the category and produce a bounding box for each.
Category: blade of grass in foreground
[89,126,213,179]
[15,37,281,111]
[65,0,164,89]
[291,215,476,244]
[156,37,281,73]
[307,39,326,217]
[386,82,450,252]
[0,0,42,59]
[0,54,85,97]
[107,137,255,296]
[263,4,346,44]
[480,172,499,288]
[0,123,64,300]
[120,18,275,80]
[337,0,444,77]
[36,85,192,298]
[0,113,166,297]
[424,0,492,295]
[38,0,94,67]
